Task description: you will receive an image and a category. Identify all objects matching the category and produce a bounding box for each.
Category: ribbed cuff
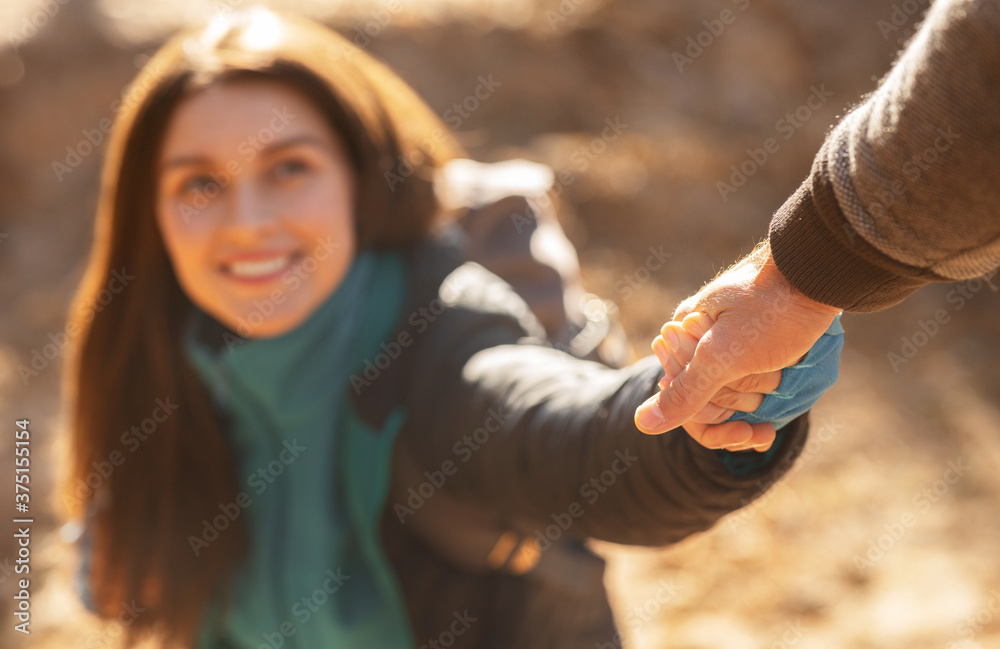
[768,148,944,313]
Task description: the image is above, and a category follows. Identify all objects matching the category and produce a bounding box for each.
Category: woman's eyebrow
[257,134,331,157]
[159,135,331,172]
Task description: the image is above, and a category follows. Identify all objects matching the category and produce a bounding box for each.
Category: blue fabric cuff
[717,314,844,476]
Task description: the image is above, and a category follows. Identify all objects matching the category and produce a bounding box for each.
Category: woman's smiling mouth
[222,252,300,283]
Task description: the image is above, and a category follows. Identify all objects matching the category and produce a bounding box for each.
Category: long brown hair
[61,9,461,646]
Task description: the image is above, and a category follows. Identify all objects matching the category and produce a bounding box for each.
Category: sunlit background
[1,0,999,647]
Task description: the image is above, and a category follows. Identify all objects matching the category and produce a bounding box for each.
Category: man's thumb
[635,342,732,435]
[667,360,729,426]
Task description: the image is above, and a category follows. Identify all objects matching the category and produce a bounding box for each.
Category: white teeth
[228,255,292,278]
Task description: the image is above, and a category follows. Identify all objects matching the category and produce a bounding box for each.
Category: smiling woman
[63,9,460,647]
[61,8,836,649]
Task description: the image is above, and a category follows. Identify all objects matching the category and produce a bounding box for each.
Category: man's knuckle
[714,391,740,410]
[698,349,733,383]
[743,373,764,392]
[667,377,701,410]
[667,383,690,408]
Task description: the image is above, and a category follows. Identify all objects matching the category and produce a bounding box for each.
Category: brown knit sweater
[769,0,1000,312]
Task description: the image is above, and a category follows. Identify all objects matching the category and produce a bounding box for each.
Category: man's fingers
[640,366,723,434]
[688,402,736,425]
[709,386,764,413]
[640,322,719,434]
[651,329,743,431]
[640,312,758,435]
[680,419,709,445]
[721,423,777,453]
[681,420,777,451]
[726,370,782,394]
[682,419,753,449]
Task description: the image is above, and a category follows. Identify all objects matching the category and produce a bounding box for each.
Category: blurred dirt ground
[1,0,999,647]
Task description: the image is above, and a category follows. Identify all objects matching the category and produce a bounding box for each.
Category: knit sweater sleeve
[769,0,1000,312]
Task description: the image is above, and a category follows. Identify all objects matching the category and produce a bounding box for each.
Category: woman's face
[156,79,356,338]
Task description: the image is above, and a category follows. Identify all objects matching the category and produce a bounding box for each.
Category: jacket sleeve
[769,0,1000,312]
[396,263,809,547]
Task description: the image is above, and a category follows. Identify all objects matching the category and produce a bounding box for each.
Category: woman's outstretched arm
[392,260,809,547]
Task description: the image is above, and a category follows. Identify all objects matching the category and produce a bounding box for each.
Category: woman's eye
[271,158,310,180]
[179,174,216,195]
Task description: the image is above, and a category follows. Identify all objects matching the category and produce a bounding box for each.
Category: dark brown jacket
[355,228,811,648]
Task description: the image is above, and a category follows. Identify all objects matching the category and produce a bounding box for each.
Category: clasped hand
[633,242,844,452]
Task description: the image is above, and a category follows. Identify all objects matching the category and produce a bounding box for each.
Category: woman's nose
[226,181,277,238]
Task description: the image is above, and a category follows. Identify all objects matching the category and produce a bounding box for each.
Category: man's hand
[634,241,841,439]
[650,312,781,451]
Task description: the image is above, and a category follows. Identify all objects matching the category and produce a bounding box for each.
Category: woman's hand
[641,312,780,452]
